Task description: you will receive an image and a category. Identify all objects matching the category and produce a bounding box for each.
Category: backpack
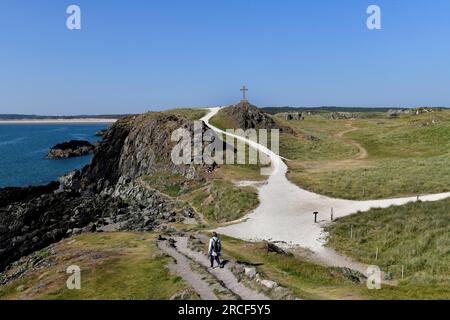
[213,238,221,253]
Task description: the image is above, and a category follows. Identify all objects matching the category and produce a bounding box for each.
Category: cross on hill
[240,85,248,102]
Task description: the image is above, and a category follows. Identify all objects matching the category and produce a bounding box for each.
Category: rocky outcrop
[0,181,59,208]
[283,112,304,121]
[46,140,95,159]
[81,116,134,189]
[0,190,113,271]
[81,113,207,192]
[181,206,195,218]
[0,112,210,272]
[94,129,108,138]
[224,101,278,130]
[388,107,438,118]
[221,102,294,134]
[117,113,202,181]
[0,177,179,271]
[99,178,176,231]
[329,112,359,120]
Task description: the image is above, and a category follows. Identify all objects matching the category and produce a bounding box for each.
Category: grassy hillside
[326,199,450,298]
[187,180,259,223]
[0,233,195,300]
[162,108,208,120]
[215,234,449,299]
[210,105,450,200]
[208,108,237,130]
[282,110,450,199]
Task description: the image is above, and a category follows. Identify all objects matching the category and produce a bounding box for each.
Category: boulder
[46,140,95,159]
[181,206,195,218]
[244,267,257,279]
[266,242,287,255]
[256,278,278,289]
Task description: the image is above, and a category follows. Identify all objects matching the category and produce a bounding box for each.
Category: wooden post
[313,212,318,223]
[401,265,404,280]
[331,208,334,222]
[375,247,378,260]
[350,225,353,239]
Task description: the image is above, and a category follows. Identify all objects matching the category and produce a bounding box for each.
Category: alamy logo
[367,5,382,30]
[366,265,382,290]
[66,265,81,290]
[66,5,81,30]
[171,121,279,176]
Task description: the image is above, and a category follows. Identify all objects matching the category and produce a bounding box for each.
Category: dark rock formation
[181,206,195,218]
[265,242,288,255]
[81,117,134,189]
[0,178,178,271]
[46,140,95,159]
[0,112,210,272]
[94,129,108,138]
[388,107,438,118]
[0,181,59,208]
[0,190,113,271]
[81,113,207,192]
[338,267,367,283]
[222,101,294,134]
[224,101,278,130]
[329,112,359,120]
[284,112,304,121]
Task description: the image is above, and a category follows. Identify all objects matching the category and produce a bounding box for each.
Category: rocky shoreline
[0,106,282,273]
[0,112,208,272]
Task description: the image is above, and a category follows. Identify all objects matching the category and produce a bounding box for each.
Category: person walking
[208,232,222,269]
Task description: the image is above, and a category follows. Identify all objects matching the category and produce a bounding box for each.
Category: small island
[46,140,95,159]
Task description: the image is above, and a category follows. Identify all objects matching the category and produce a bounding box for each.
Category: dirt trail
[201,107,450,275]
[158,237,268,300]
[299,123,369,173]
[335,123,368,160]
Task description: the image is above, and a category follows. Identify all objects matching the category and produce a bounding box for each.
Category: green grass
[347,113,450,159]
[162,108,208,120]
[281,110,450,199]
[189,180,259,223]
[208,108,238,130]
[219,234,450,299]
[210,235,361,300]
[0,233,195,300]
[211,163,268,182]
[289,154,450,200]
[275,115,360,163]
[217,235,375,299]
[142,172,204,197]
[326,199,450,298]
[280,132,358,162]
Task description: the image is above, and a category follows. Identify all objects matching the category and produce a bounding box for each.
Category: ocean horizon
[0,123,110,188]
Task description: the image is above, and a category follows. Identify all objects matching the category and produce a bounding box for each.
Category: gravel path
[174,237,268,300]
[157,240,218,300]
[201,107,450,271]
[158,237,268,300]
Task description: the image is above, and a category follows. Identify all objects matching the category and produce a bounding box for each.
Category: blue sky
[0,0,449,115]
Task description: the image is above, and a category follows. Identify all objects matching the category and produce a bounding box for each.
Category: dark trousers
[209,254,221,268]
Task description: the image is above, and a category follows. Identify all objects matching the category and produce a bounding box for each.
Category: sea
[0,123,110,188]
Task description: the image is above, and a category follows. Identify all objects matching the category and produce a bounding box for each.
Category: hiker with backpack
[208,232,222,269]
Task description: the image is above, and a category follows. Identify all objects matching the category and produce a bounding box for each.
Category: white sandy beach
[0,118,118,124]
